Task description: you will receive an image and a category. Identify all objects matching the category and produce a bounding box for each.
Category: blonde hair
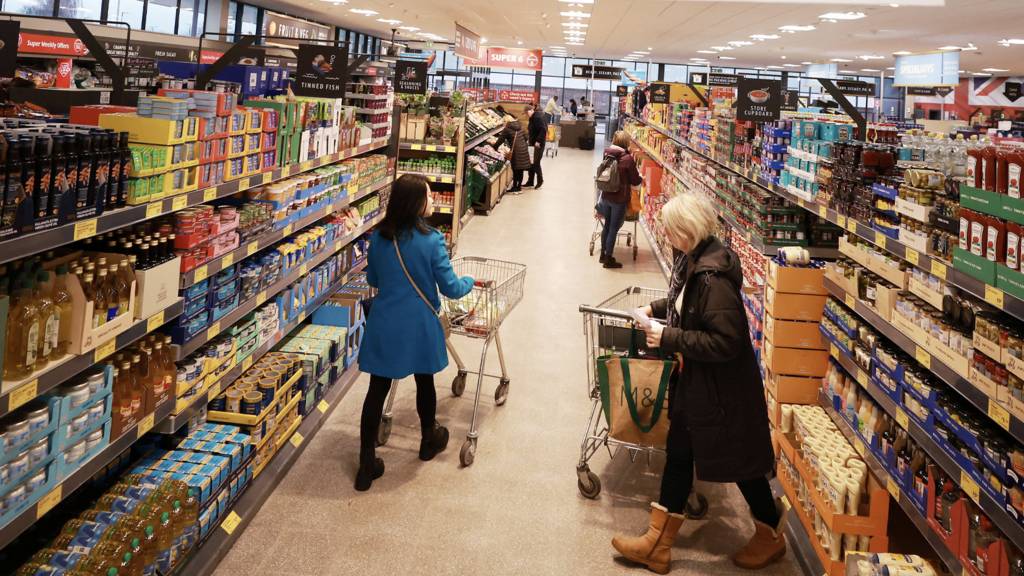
[661,192,717,247]
[612,130,630,149]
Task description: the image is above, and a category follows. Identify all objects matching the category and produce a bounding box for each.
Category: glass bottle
[4,278,40,379]
[117,260,135,302]
[129,354,145,417]
[98,267,118,322]
[34,270,57,368]
[110,263,130,317]
[50,265,72,358]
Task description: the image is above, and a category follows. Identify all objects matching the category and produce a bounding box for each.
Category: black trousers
[359,374,436,469]
[512,169,524,189]
[659,416,780,527]
[527,145,544,185]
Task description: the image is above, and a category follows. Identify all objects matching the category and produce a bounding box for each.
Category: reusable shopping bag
[597,353,675,448]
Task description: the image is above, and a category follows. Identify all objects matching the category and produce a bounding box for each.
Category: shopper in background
[496,114,531,193]
[595,130,642,269]
[544,94,560,124]
[569,98,579,117]
[355,174,475,492]
[611,192,782,573]
[524,104,548,189]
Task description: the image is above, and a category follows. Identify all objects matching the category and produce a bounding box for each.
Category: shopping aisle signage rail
[467,47,543,71]
[454,23,482,59]
[571,64,623,80]
[294,44,348,98]
[736,77,782,122]
[690,72,738,87]
[395,60,429,94]
[835,79,875,97]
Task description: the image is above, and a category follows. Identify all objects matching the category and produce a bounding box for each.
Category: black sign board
[395,59,428,94]
[1006,82,1022,103]
[616,85,628,97]
[571,64,623,80]
[935,86,954,97]
[736,77,782,122]
[781,89,800,112]
[835,79,875,97]
[907,86,937,96]
[294,43,347,97]
[706,73,738,87]
[264,56,297,69]
[0,21,19,78]
[650,83,671,104]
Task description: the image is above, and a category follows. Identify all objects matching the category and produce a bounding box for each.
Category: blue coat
[358,228,474,379]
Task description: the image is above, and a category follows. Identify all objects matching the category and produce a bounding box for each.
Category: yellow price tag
[299,311,307,322]
[207,321,221,340]
[238,177,251,190]
[147,310,165,332]
[208,383,221,401]
[856,369,868,387]
[258,290,267,303]
[931,260,948,280]
[317,399,329,413]
[906,248,920,266]
[247,241,259,256]
[915,346,931,369]
[302,161,313,171]
[9,380,39,411]
[242,356,253,371]
[830,343,839,359]
[853,438,865,456]
[324,205,333,217]
[961,471,980,503]
[220,511,242,535]
[193,265,209,283]
[837,215,847,229]
[300,263,308,276]
[411,144,423,150]
[989,399,1011,431]
[137,413,154,437]
[818,205,827,219]
[222,253,234,268]
[262,172,273,184]
[94,338,116,362]
[290,431,304,447]
[846,218,857,233]
[887,478,901,500]
[283,224,293,236]
[203,189,217,202]
[874,231,886,246]
[145,202,163,219]
[171,195,187,211]
[73,218,98,241]
[845,293,856,309]
[895,408,909,429]
[37,485,63,518]
[985,285,1005,309]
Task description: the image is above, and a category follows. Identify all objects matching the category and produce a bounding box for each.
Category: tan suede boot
[732,520,787,569]
[611,502,686,574]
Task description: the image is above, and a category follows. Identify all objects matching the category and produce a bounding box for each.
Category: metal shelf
[175,215,382,360]
[464,125,504,150]
[178,177,393,288]
[398,142,458,154]
[0,300,183,419]
[0,140,391,267]
[173,362,363,575]
[396,170,457,185]
[639,220,672,283]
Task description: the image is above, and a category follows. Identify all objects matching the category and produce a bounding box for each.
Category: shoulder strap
[393,236,441,317]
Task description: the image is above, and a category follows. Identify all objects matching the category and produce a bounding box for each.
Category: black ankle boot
[355,457,385,491]
[419,422,450,461]
[599,254,609,264]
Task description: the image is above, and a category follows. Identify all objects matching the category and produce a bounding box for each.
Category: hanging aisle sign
[293,44,347,97]
[571,64,622,80]
[466,47,542,71]
[781,90,800,112]
[454,23,481,59]
[736,77,782,122]
[907,86,937,96]
[689,72,738,87]
[893,51,959,86]
[18,32,88,56]
[616,85,628,97]
[1005,82,1022,103]
[835,79,875,97]
[264,11,332,49]
[395,60,428,94]
[650,83,671,104]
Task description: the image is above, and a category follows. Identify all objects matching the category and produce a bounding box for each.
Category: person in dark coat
[495,115,531,192]
[569,99,578,117]
[596,130,642,268]
[524,104,547,189]
[611,192,783,574]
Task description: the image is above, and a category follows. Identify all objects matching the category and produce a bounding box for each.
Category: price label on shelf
[895,408,909,430]
[886,478,900,500]
[301,161,313,171]
[9,380,39,411]
[819,205,827,219]
[204,189,217,202]
[874,231,887,247]
[411,144,423,151]
[837,215,847,229]
[207,321,221,340]
[299,311,307,323]
[829,343,839,359]
[145,203,163,219]
[985,285,1005,309]
[36,485,63,518]
[242,356,253,371]
[208,383,221,401]
[73,218,98,241]
[931,260,947,280]
[846,218,857,233]
[960,471,980,503]
[856,369,868,387]
[905,248,919,266]
[238,177,251,191]
[988,399,1011,431]
[247,241,259,257]
[220,511,242,535]
[324,205,333,217]
[283,224,293,236]
[222,253,234,268]
[262,172,273,184]
[853,438,865,456]
[147,310,165,333]
[94,338,116,362]
[171,195,187,212]
[289,431,304,448]
[915,346,931,369]
[193,265,209,283]
[300,263,308,276]
[257,290,267,304]
[137,413,154,437]
[845,293,856,309]
[317,399,329,413]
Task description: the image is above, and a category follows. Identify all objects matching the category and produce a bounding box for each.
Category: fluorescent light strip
[779,25,816,32]
[819,11,865,20]
[560,11,590,18]
[377,18,401,25]
[751,34,780,41]
[350,8,377,15]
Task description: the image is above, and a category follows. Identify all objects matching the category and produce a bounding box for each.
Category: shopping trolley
[377,256,527,467]
[589,188,639,261]
[545,123,560,158]
[576,287,708,518]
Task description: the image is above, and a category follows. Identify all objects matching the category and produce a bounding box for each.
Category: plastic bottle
[35,270,57,367]
[981,141,999,191]
[966,135,982,186]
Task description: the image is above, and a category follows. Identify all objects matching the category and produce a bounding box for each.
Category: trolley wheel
[633,244,639,260]
[626,233,632,247]
[578,469,602,499]
[376,417,392,446]
[588,241,595,256]
[451,371,467,397]
[460,438,477,467]
[494,379,510,406]
[686,493,709,519]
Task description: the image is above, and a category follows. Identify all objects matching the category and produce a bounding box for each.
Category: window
[226,1,238,39]
[239,3,258,37]
[177,0,205,36]
[145,0,178,33]
[542,56,563,77]
[512,70,535,88]
[663,65,688,83]
[58,0,100,19]
[489,72,512,91]
[108,0,143,27]
[5,0,53,16]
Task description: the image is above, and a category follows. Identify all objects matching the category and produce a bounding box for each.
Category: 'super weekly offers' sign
[894,51,959,87]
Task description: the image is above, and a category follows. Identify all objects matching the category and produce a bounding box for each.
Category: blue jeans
[597,198,627,258]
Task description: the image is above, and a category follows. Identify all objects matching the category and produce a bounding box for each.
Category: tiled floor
[213,140,803,576]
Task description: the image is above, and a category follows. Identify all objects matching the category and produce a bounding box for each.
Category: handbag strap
[619,356,672,433]
[393,236,442,318]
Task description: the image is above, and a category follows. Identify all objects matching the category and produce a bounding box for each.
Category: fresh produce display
[464,108,504,142]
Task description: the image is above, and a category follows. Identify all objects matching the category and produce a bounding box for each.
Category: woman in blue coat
[356,174,474,491]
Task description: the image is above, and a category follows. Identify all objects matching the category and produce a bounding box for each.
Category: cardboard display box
[762,336,829,378]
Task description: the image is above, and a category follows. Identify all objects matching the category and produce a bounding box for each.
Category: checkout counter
[559,117,596,148]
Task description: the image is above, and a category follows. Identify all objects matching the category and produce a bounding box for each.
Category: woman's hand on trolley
[643,319,664,348]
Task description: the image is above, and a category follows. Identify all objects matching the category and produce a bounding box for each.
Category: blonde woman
[611,193,783,573]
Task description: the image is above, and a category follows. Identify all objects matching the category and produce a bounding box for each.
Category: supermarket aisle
[213,144,802,576]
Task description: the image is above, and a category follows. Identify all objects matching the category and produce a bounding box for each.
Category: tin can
[26,469,47,493]
[241,391,263,415]
[25,404,50,435]
[63,381,91,410]
[29,439,48,467]
[85,429,103,452]
[86,371,106,394]
[209,394,227,412]
[258,380,276,407]
[225,389,244,413]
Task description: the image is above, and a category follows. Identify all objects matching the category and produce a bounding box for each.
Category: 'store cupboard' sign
[736,77,782,122]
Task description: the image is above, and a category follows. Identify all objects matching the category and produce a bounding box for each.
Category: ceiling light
[998,38,1024,46]
[858,55,885,60]
[783,64,800,68]
[939,43,977,51]
[892,50,912,55]
[765,65,784,69]
[560,11,590,18]
[710,46,734,51]
[781,55,787,59]
[377,18,401,24]
[349,8,377,15]
[517,40,523,45]
[780,25,816,32]
[690,57,708,61]
[634,51,650,55]
[890,3,900,6]
[973,72,992,76]
[648,47,653,50]
[728,40,753,47]
[831,58,853,62]
[718,56,736,60]
[566,42,584,46]
[801,61,813,65]
[558,0,593,3]
[751,34,780,41]
[838,70,858,75]
[861,68,881,72]
[562,22,588,28]
[819,11,865,20]
[398,26,420,32]
[983,68,1009,72]
[886,67,895,70]
[480,37,488,43]
[697,49,718,54]
[550,45,565,49]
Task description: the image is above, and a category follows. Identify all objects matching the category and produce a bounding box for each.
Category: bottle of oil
[82,272,104,328]
[117,259,134,301]
[35,269,58,368]
[128,355,144,419]
[151,340,171,400]
[52,264,73,356]
[110,263,130,317]
[98,267,118,323]
[5,277,41,379]
[116,361,136,425]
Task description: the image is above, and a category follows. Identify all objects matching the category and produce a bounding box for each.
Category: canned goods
[85,429,103,452]
[87,402,106,427]
[258,380,276,407]
[86,371,106,395]
[9,451,29,479]
[241,392,263,415]
[29,439,48,467]
[250,423,264,445]
[225,389,244,413]
[5,417,30,450]
[209,394,227,412]
[0,462,8,486]
[26,469,46,493]
[63,382,91,410]
[66,412,89,439]
[4,484,26,510]
[65,440,86,465]
[25,404,51,435]
[260,377,278,393]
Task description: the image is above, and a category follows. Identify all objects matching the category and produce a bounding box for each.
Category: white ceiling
[248,0,1024,76]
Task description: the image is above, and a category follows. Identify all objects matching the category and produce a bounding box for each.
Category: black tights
[359,374,437,470]
[659,418,780,527]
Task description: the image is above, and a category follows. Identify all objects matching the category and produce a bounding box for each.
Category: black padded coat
[650,236,775,483]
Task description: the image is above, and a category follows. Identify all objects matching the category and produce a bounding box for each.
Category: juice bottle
[86,271,106,328]
[110,263,129,317]
[132,353,151,415]
[35,269,58,367]
[117,361,136,424]
[52,264,73,356]
[98,267,118,321]
[117,259,134,301]
[5,277,40,379]
[150,340,170,400]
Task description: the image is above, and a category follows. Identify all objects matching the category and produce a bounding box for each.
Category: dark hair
[378,174,432,240]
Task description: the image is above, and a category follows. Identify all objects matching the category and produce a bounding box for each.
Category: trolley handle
[577,305,636,321]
